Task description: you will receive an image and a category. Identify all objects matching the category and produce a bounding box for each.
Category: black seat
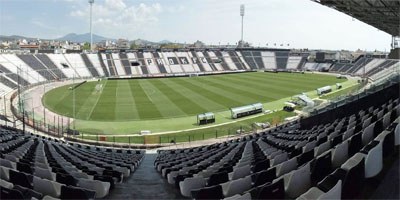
[297,150,314,166]
[256,178,285,199]
[56,173,77,186]
[94,175,115,190]
[60,185,96,200]
[252,160,270,173]
[252,167,276,187]
[348,132,362,157]
[13,185,43,200]
[311,151,332,183]
[103,169,123,182]
[16,162,32,174]
[0,186,24,199]
[207,171,228,186]
[327,158,365,199]
[191,185,224,200]
[9,170,32,189]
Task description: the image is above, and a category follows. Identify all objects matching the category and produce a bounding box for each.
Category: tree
[82,42,91,50]
[130,43,140,49]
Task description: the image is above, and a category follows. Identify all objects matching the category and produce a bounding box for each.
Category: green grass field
[43,72,345,122]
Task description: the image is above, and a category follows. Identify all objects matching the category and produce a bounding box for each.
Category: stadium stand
[35,55,67,80]
[0,64,29,86]
[136,52,150,75]
[97,53,110,77]
[119,53,133,75]
[0,125,145,199]
[17,55,56,81]
[154,82,399,199]
[80,54,100,77]
[112,53,127,76]
[104,54,118,76]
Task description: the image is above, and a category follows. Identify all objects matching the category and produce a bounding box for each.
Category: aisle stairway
[106,153,185,199]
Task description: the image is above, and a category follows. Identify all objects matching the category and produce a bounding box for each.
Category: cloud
[68,1,165,38]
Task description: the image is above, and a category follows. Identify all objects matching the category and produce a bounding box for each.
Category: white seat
[395,122,400,146]
[0,179,13,189]
[276,157,298,177]
[331,141,349,168]
[179,176,206,198]
[222,176,252,197]
[362,122,376,146]
[271,153,288,167]
[229,166,251,180]
[167,171,179,184]
[342,127,355,141]
[284,163,311,199]
[360,140,383,178]
[314,141,331,157]
[303,141,317,153]
[78,178,110,198]
[33,176,62,198]
[0,166,10,181]
[223,192,251,200]
[297,180,342,200]
[0,158,16,169]
[34,167,55,181]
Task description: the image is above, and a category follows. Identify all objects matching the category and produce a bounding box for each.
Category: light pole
[240,4,245,46]
[89,0,94,51]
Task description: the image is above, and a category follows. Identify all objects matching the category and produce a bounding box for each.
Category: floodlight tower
[240,4,245,44]
[89,0,94,51]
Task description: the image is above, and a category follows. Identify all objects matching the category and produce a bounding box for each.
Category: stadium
[0,0,399,199]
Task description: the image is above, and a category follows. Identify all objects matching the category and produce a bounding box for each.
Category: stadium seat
[284,162,312,198]
[0,186,25,199]
[191,184,224,200]
[252,167,276,187]
[311,151,332,183]
[276,157,298,177]
[59,185,96,200]
[359,140,383,178]
[297,179,342,200]
[179,176,206,198]
[33,176,62,198]
[77,178,110,198]
[254,178,285,199]
[229,165,251,180]
[221,176,252,197]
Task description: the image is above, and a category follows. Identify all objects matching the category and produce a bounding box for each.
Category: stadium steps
[35,55,67,79]
[152,52,168,74]
[105,153,183,199]
[0,75,18,89]
[275,51,290,70]
[252,51,265,69]
[241,51,258,70]
[0,64,29,86]
[189,51,206,72]
[213,51,231,71]
[297,56,308,70]
[17,55,57,80]
[119,53,133,75]
[105,54,117,76]
[80,54,100,77]
[136,52,150,75]
[97,53,110,77]
[228,51,245,70]
[203,51,218,71]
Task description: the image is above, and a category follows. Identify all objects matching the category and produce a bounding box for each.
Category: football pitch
[43,72,345,123]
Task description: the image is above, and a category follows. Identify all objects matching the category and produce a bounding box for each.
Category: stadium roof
[313,0,400,37]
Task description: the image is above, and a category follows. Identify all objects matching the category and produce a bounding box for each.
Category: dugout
[316,86,332,95]
[231,103,263,119]
[197,112,215,125]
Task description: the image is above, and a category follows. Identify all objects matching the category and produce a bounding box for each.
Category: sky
[0,0,393,51]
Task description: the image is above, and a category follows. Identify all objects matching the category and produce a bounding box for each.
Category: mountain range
[0,33,172,44]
